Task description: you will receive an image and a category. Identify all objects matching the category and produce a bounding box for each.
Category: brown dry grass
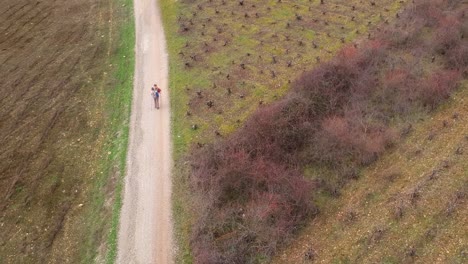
[0,0,131,262]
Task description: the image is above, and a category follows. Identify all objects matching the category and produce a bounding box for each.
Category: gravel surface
[117,0,173,263]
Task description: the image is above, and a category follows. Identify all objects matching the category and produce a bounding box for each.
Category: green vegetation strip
[104,1,135,262]
[80,0,135,263]
[160,1,193,262]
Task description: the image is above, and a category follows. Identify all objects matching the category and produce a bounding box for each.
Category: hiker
[151,84,161,109]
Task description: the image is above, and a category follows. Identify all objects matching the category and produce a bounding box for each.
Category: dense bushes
[189,1,466,263]
[191,144,315,263]
[190,102,318,263]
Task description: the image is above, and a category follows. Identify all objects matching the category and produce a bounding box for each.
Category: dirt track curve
[117,0,173,263]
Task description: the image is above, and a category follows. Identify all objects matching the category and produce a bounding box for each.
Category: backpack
[156,88,161,98]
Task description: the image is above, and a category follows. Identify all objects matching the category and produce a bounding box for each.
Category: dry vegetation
[0,0,133,262]
[273,83,467,263]
[162,0,407,262]
[187,0,467,262]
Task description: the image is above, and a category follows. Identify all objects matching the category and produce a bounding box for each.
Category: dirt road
[117,0,173,263]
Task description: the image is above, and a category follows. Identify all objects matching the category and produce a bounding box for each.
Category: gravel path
[117,0,173,263]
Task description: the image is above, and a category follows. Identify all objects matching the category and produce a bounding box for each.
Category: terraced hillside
[0,0,134,262]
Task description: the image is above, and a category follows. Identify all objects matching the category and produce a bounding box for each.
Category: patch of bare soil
[0,0,121,262]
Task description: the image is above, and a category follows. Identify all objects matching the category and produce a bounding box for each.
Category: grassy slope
[159,0,407,262]
[274,84,468,263]
[0,0,134,263]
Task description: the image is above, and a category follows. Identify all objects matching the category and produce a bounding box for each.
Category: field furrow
[0,0,134,262]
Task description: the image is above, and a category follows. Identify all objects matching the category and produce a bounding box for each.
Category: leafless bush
[190,142,316,262]
[433,15,463,55]
[418,70,460,110]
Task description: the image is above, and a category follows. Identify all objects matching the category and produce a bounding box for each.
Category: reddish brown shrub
[340,45,359,59]
[435,14,468,71]
[315,114,397,167]
[191,143,316,263]
[434,16,463,55]
[446,43,468,72]
[418,70,460,110]
[310,116,349,165]
[293,62,357,112]
[377,68,420,116]
[232,97,315,165]
[410,0,445,27]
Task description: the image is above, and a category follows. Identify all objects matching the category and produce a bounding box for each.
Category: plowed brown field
[0,0,129,262]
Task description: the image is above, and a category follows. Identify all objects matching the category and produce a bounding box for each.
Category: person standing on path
[151,84,161,109]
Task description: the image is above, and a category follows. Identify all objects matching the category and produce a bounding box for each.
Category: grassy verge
[81,0,135,262]
[103,0,135,262]
[160,1,194,262]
